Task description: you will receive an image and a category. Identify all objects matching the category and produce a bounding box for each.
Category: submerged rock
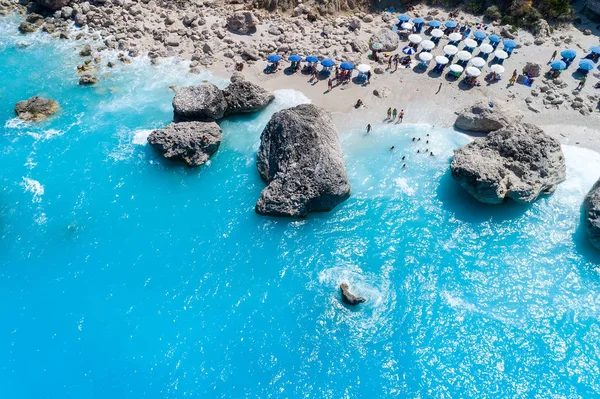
[584,179,600,250]
[172,84,227,121]
[454,101,522,133]
[14,96,59,121]
[256,104,351,217]
[79,74,98,85]
[340,283,366,305]
[222,73,274,116]
[451,123,566,204]
[147,122,222,167]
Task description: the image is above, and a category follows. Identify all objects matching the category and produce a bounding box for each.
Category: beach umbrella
[340,61,354,70]
[463,38,477,49]
[428,20,441,28]
[419,52,433,62]
[398,14,411,22]
[561,49,576,59]
[443,44,459,56]
[413,17,425,24]
[403,46,417,55]
[421,40,435,51]
[267,54,281,62]
[448,32,462,42]
[320,59,335,67]
[371,42,384,50]
[550,60,566,70]
[494,50,508,60]
[305,55,319,63]
[408,34,422,44]
[579,59,595,71]
[471,57,486,68]
[465,66,481,77]
[456,50,472,61]
[503,39,518,49]
[401,22,414,30]
[473,30,487,40]
[491,64,505,74]
[449,64,464,74]
[488,35,501,43]
[445,20,457,29]
[591,45,600,55]
[356,64,370,73]
[288,54,302,62]
[479,43,494,54]
[431,29,444,38]
[435,55,449,65]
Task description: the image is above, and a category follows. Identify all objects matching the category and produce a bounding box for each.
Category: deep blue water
[2,15,600,399]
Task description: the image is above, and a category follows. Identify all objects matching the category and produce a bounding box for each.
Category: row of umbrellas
[267,54,373,73]
[406,32,515,51]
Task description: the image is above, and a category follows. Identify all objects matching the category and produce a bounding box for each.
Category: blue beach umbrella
[398,14,410,22]
[413,17,425,24]
[288,54,302,62]
[305,55,319,63]
[320,59,335,67]
[561,49,576,59]
[473,30,486,40]
[550,60,566,70]
[267,54,281,62]
[591,45,600,54]
[579,59,595,71]
[445,20,457,29]
[403,46,416,55]
[503,39,517,49]
[428,20,441,28]
[488,35,501,43]
[340,62,354,70]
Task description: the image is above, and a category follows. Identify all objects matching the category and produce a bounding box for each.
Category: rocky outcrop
[454,101,522,133]
[34,0,71,10]
[340,283,366,305]
[256,104,351,217]
[222,73,274,116]
[523,62,542,77]
[369,28,399,51]
[227,11,257,35]
[147,122,222,167]
[451,123,566,204]
[584,179,600,250]
[172,84,228,121]
[79,74,97,85]
[14,96,59,121]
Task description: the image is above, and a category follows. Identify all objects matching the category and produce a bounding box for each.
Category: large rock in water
[14,96,59,121]
[340,283,366,305]
[584,179,600,250]
[256,104,351,217]
[222,73,274,116]
[34,0,71,10]
[147,122,222,167]
[451,123,566,204]
[227,11,257,34]
[368,28,399,51]
[454,101,522,133]
[172,84,227,121]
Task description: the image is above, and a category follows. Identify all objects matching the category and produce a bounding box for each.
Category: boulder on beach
[255,104,351,217]
[523,62,542,77]
[340,283,366,306]
[14,96,59,121]
[584,179,600,250]
[34,0,71,10]
[147,121,222,167]
[222,73,274,116]
[227,11,257,34]
[451,123,566,204]
[172,84,228,121]
[454,101,522,133]
[369,28,399,51]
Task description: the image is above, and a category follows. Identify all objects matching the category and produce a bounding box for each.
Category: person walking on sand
[399,109,404,123]
[549,50,557,62]
[577,76,586,91]
[366,70,371,83]
[327,78,333,92]
[366,124,372,134]
[388,56,393,70]
[509,70,517,85]
[392,108,398,120]
[387,108,392,119]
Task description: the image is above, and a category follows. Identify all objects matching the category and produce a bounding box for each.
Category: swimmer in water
[430,152,434,156]
[401,155,406,160]
[426,140,429,144]
[418,138,421,141]
[402,164,406,168]
[412,137,415,142]
[417,150,420,153]
[390,146,395,151]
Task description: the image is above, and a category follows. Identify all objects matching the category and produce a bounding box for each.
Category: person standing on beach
[399,110,404,122]
[392,108,398,120]
[366,70,371,83]
[577,76,586,91]
[509,70,517,85]
[387,108,392,119]
[549,50,557,62]
[388,56,393,70]
[366,124,372,134]
[328,78,333,92]
[394,55,399,71]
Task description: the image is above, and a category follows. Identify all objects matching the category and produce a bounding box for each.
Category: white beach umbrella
[479,43,494,54]
[419,52,433,62]
[494,50,508,59]
[421,40,435,51]
[463,38,478,48]
[465,66,481,77]
[357,64,371,73]
[448,32,462,42]
[431,28,444,38]
[449,64,464,73]
[401,22,414,30]
[471,57,486,68]
[443,45,458,56]
[435,55,449,65]
[456,51,472,61]
[409,34,422,44]
[491,64,505,74]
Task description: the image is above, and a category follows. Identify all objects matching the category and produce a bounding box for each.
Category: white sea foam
[394,177,416,196]
[557,145,600,203]
[26,128,63,141]
[271,89,311,109]
[21,177,44,202]
[132,129,153,145]
[4,117,28,129]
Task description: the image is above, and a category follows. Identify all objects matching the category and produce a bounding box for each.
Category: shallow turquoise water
[2,15,600,399]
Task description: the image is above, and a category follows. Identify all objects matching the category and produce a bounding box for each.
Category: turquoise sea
[2,14,600,399]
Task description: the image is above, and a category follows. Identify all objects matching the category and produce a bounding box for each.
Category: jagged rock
[373,86,391,98]
[340,283,366,305]
[454,101,522,133]
[79,74,97,85]
[349,17,361,30]
[14,96,59,121]
[256,104,351,217]
[172,84,227,121]
[227,11,257,35]
[222,73,274,116]
[585,179,600,250]
[451,123,566,204]
[148,122,222,167]
[18,22,38,33]
[79,44,92,57]
[350,39,368,54]
[523,62,542,77]
[369,28,399,51]
[34,0,71,10]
